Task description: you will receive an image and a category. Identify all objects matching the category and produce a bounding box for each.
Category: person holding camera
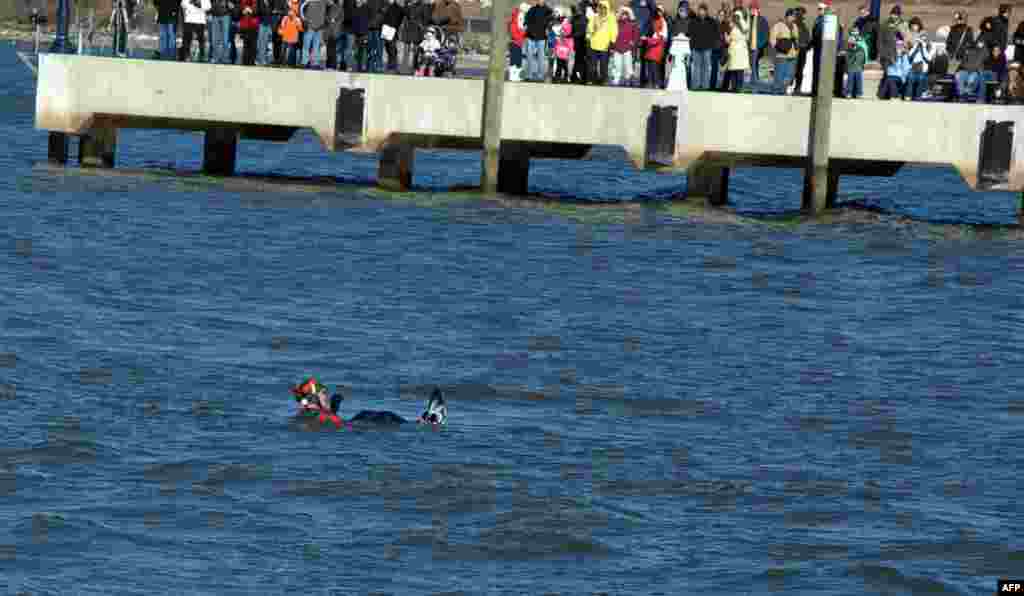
[905,18,931,100]
[180,0,211,61]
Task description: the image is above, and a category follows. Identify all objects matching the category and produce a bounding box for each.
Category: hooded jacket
[845,37,868,72]
[508,7,527,46]
[587,0,618,51]
[613,12,639,53]
[302,0,327,30]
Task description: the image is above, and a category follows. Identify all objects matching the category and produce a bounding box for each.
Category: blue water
[2,43,1024,595]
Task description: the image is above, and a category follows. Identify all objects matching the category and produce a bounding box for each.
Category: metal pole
[802,9,837,214]
[480,0,510,193]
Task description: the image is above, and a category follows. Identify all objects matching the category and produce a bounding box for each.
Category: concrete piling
[497,141,530,195]
[802,12,838,214]
[378,143,415,191]
[78,127,117,168]
[481,0,510,193]
[203,126,238,176]
[686,163,730,207]
[47,132,69,165]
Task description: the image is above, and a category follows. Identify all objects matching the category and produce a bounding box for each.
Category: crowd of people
[143,0,1023,102]
[153,0,464,72]
[507,0,1023,102]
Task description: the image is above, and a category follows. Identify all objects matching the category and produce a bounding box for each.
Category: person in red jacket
[239,0,261,64]
[610,6,639,85]
[508,3,528,80]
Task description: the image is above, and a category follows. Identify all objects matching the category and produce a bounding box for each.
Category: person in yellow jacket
[769,8,799,94]
[586,0,617,84]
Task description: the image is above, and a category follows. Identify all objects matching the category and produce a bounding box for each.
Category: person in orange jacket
[278,0,305,65]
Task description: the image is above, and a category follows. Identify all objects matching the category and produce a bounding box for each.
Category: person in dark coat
[945,11,973,66]
[976,16,1000,50]
[792,5,811,94]
[401,0,430,71]
[668,0,693,87]
[271,0,289,64]
[570,1,589,83]
[350,0,371,70]
[852,3,877,60]
[366,0,387,72]
[380,0,406,71]
[324,0,344,68]
[337,0,355,69]
[156,0,181,59]
[747,0,768,85]
[687,3,717,90]
[1013,21,1024,66]
[990,4,1011,50]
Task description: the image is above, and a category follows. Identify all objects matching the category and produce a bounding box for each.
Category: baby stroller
[416,25,459,77]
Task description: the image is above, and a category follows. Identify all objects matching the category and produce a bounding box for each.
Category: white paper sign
[823,14,837,41]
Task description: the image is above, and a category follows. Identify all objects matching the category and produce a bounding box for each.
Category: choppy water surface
[1,44,1023,595]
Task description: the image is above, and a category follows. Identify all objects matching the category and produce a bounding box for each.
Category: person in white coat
[666,31,690,90]
[722,9,749,92]
[180,0,212,61]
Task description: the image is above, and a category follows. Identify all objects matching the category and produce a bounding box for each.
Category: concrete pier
[78,126,116,168]
[33,54,1024,210]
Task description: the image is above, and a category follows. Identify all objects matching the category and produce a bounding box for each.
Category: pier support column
[497,141,530,196]
[480,0,511,193]
[47,132,69,165]
[78,128,117,168]
[802,11,838,215]
[686,163,730,207]
[377,143,415,191]
[203,127,238,176]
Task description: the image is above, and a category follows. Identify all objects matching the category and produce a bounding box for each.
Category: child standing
[417,27,441,76]
[552,9,573,83]
[610,7,638,86]
[879,38,910,100]
[277,0,304,66]
[844,30,868,98]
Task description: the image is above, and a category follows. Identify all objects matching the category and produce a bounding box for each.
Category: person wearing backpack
[770,8,798,95]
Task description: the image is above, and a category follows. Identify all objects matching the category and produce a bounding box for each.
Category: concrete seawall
[34,54,1024,208]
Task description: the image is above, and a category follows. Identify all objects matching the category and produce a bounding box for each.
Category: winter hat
[890,5,901,16]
